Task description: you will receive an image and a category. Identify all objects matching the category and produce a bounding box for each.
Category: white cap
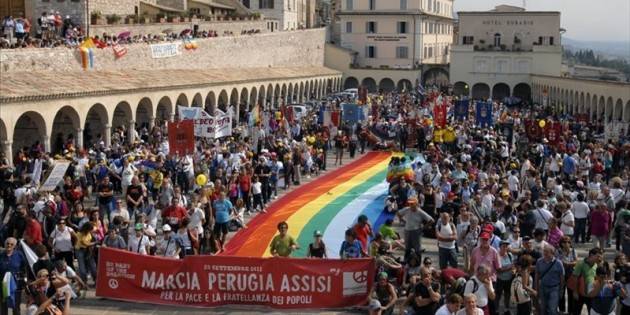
[162,224,172,232]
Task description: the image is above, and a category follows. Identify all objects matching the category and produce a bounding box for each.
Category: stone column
[42,135,51,153]
[76,128,84,151]
[235,102,240,124]
[1,141,13,166]
[169,113,176,122]
[128,120,136,143]
[104,124,112,148]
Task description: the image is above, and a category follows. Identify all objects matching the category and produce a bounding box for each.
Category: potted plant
[181,15,190,22]
[140,12,150,24]
[169,14,180,23]
[106,14,121,25]
[125,14,135,24]
[91,11,105,25]
[479,39,485,45]
[252,12,261,20]
[500,44,506,51]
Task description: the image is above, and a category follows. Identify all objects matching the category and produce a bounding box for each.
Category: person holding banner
[270,221,298,257]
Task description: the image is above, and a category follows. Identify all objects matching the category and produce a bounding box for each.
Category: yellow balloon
[196,174,207,186]
[538,120,546,128]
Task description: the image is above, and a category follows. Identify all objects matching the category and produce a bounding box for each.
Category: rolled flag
[2,272,17,308]
[20,239,38,275]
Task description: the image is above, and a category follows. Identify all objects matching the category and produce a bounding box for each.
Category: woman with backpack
[511,255,537,315]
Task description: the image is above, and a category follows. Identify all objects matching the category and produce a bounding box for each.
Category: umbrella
[180,29,192,36]
[117,31,131,39]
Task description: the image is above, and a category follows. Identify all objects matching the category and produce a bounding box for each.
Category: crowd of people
[1,85,630,315]
[0,11,262,49]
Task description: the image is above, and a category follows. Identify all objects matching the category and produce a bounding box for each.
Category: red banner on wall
[168,120,194,155]
[95,248,375,309]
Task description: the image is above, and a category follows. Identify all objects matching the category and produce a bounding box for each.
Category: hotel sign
[482,20,534,26]
[366,35,408,42]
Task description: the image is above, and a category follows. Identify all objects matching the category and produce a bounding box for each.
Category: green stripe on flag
[293,169,387,257]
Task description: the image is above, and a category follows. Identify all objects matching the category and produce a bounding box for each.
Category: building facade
[243,0,316,30]
[450,5,562,101]
[331,0,454,92]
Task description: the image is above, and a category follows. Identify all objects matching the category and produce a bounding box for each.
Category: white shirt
[436,304,459,315]
[456,308,484,315]
[436,221,456,249]
[560,210,575,235]
[533,208,553,230]
[159,237,179,258]
[571,201,590,219]
[252,182,262,194]
[188,207,205,235]
[464,276,492,307]
[121,165,136,186]
[127,234,151,255]
[50,226,75,252]
[508,175,519,192]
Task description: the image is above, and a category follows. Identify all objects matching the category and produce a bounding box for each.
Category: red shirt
[441,267,467,284]
[353,223,371,253]
[239,175,251,192]
[25,219,43,246]
[162,205,188,225]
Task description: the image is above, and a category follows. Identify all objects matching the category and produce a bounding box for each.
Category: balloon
[196,174,207,186]
[538,120,546,128]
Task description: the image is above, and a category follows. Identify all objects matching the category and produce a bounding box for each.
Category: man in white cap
[158,224,180,258]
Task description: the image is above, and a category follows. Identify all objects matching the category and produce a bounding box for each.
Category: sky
[453,0,630,42]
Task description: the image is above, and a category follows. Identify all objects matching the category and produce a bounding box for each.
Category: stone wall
[90,0,138,16]
[0,28,326,72]
[155,0,185,11]
[89,19,266,37]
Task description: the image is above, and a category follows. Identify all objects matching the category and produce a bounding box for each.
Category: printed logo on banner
[342,271,368,296]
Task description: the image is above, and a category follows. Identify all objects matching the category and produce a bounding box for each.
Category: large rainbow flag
[223,151,395,258]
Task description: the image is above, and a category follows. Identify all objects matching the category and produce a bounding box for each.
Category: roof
[139,1,187,13]
[190,0,236,10]
[457,10,560,15]
[337,10,454,20]
[0,67,341,103]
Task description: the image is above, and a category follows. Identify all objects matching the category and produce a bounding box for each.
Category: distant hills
[563,38,630,61]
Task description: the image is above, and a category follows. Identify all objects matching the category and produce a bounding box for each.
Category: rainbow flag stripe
[223,151,395,258]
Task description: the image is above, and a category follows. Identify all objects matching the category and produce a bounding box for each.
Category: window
[260,0,274,9]
[428,23,433,34]
[397,21,407,34]
[428,47,433,58]
[424,47,428,58]
[346,0,353,10]
[549,37,555,45]
[346,22,352,33]
[428,0,432,11]
[494,33,501,47]
[396,46,409,59]
[369,0,375,10]
[400,0,407,10]
[366,21,377,33]
[366,45,377,58]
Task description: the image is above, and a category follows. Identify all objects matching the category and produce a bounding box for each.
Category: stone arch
[512,83,531,103]
[472,83,491,100]
[492,83,511,101]
[249,87,258,109]
[84,103,109,148]
[176,93,189,107]
[591,94,598,119]
[379,78,395,92]
[422,67,449,87]
[598,96,606,121]
[273,84,281,107]
[217,90,229,112]
[0,118,7,159]
[258,85,266,105]
[320,79,326,98]
[136,97,153,129]
[205,91,216,114]
[51,106,81,154]
[614,99,623,121]
[281,83,288,104]
[267,84,274,105]
[113,101,134,130]
[292,83,299,103]
[606,97,614,122]
[624,100,630,123]
[156,96,173,121]
[13,111,47,154]
[361,77,377,93]
[240,87,249,108]
[299,82,305,102]
[287,83,294,103]
[453,81,469,97]
[344,77,359,90]
[191,93,203,107]
[327,78,333,94]
[397,79,413,92]
[229,88,239,108]
[312,81,318,99]
[579,92,585,113]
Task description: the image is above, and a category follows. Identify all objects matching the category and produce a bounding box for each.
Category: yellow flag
[79,38,95,49]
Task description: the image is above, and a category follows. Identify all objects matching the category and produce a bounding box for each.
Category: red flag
[331,110,341,127]
[168,120,194,155]
[433,103,447,128]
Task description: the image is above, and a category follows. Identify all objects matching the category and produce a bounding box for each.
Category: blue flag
[475,101,493,128]
[455,100,469,121]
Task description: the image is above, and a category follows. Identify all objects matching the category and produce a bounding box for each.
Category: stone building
[327,0,454,92]
[450,5,562,102]
[0,29,342,162]
[241,0,317,30]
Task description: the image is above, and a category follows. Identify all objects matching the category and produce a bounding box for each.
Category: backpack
[460,277,479,297]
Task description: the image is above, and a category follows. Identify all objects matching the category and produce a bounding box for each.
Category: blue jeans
[539,284,560,315]
[76,248,97,283]
[438,247,458,269]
